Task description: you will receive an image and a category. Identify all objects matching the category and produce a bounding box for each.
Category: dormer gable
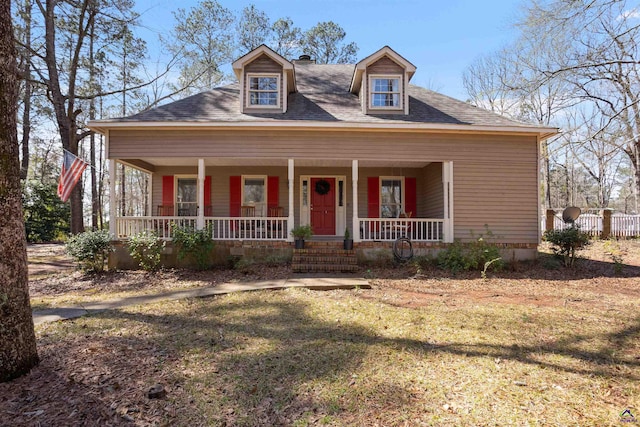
[232,45,296,114]
[349,46,416,115]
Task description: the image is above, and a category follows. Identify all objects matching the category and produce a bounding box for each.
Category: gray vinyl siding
[111,130,539,244]
[422,162,443,218]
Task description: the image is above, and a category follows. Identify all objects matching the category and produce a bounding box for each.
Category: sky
[132,0,523,100]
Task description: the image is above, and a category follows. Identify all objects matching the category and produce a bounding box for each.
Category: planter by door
[295,239,305,249]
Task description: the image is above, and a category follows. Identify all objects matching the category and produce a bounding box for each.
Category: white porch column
[146,174,153,217]
[443,161,454,243]
[197,158,205,229]
[287,159,295,242]
[352,160,360,242]
[109,159,117,238]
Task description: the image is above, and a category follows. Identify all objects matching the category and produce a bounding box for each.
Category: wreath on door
[315,179,331,195]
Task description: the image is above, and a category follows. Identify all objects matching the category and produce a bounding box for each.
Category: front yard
[1,241,639,425]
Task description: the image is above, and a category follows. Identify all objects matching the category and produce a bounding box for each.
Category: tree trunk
[0,0,39,382]
[89,17,98,230]
[19,0,32,181]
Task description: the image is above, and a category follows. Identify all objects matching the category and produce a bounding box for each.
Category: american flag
[57,149,88,202]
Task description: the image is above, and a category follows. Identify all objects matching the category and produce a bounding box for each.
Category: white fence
[543,210,640,238]
[116,216,289,241]
[359,218,444,242]
[610,214,640,238]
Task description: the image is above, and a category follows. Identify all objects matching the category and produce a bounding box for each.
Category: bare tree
[0,0,38,382]
[521,0,640,209]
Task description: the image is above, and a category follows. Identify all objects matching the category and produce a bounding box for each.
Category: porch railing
[205,217,288,240]
[359,218,445,242]
[115,216,289,241]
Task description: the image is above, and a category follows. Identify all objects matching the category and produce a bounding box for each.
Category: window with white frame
[370,75,402,109]
[176,177,197,216]
[247,74,280,107]
[242,176,267,215]
[380,177,403,218]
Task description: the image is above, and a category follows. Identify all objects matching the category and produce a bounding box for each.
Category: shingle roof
[108,63,532,128]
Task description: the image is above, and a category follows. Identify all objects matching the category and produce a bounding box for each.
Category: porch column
[197,158,205,229]
[146,174,153,217]
[109,159,117,238]
[352,160,360,242]
[443,161,454,243]
[287,159,294,242]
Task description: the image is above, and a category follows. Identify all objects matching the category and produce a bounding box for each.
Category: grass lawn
[2,241,638,425]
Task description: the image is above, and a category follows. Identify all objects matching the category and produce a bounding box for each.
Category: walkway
[32,275,371,325]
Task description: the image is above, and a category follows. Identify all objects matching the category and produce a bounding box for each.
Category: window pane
[250,92,277,105]
[381,179,402,218]
[302,180,308,206]
[372,93,399,107]
[177,178,197,203]
[373,78,399,92]
[250,77,277,90]
[243,178,265,204]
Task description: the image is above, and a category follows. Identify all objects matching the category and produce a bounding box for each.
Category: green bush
[66,230,113,272]
[172,224,215,270]
[126,231,165,271]
[543,225,591,267]
[23,180,70,242]
[437,229,503,273]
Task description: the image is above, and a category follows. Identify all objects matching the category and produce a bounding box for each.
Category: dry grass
[2,240,638,426]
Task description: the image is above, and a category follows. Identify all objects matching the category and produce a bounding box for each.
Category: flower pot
[295,238,305,249]
[343,239,353,250]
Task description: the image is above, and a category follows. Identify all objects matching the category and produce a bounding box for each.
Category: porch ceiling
[126,157,431,168]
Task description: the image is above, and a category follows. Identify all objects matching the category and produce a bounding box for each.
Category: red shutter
[162,176,174,207]
[230,176,241,217]
[367,177,380,218]
[405,177,417,217]
[267,176,279,210]
[204,176,212,207]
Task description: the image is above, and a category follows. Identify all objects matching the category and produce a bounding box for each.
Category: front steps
[292,241,359,273]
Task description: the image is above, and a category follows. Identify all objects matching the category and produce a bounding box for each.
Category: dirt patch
[27,240,640,312]
[27,244,74,280]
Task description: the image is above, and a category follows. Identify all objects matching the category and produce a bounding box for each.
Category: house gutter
[88,120,559,140]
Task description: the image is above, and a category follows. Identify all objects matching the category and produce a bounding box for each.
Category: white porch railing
[115,216,289,241]
[205,217,289,240]
[359,218,445,242]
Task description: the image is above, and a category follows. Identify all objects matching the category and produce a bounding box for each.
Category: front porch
[109,158,454,244]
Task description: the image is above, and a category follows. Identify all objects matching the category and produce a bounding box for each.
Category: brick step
[292,263,360,273]
[292,255,358,265]
[294,248,355,255]
[303,241,345,248]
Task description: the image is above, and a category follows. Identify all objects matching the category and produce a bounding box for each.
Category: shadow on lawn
[368,252,640,281]
[92,295,640,424]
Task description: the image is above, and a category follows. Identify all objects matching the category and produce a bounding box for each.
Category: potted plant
[291,224,313,249]
[343,227,353,250]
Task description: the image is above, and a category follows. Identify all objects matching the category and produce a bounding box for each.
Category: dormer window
[370,75,402,109]
[247,73,280,108]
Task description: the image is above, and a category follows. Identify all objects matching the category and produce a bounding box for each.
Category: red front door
[310,178,336,235]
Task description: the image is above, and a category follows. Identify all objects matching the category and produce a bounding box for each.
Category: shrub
[172,224,215,270]
[126,231,165,271]
[66,230,113,272]
[543,225,591,267]
[437,228,503,273]
[23,180,70,242]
